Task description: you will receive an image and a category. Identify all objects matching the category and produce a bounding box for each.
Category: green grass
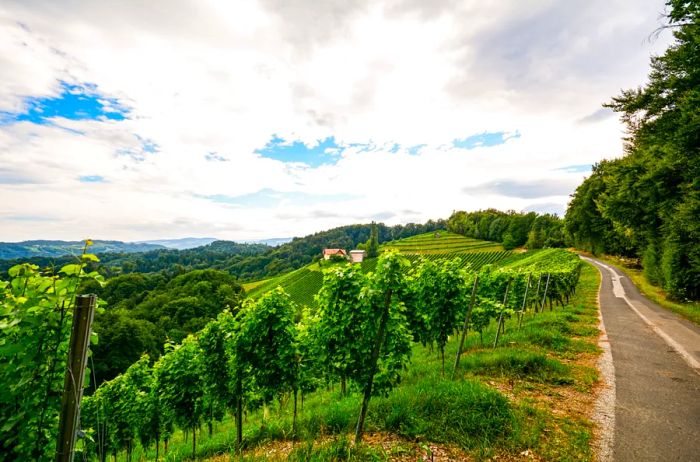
[457,348,572,384]
[369,379,514,447]
[128,258,603,461]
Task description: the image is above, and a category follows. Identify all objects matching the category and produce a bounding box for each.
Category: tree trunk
[441,348,445,377]
[533,274,543,313]
[293,388,298,436]
[341,376,347,395]
[354,289,393,443]
[236,394,243,447]
[192,425,196,460]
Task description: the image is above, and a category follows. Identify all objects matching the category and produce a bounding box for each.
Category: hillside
[136,237,218,250]
[0,239,164,259]
[244,234,511,308]
[381,231,504,254]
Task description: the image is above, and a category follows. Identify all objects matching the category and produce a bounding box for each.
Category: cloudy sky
[0,0,672,242]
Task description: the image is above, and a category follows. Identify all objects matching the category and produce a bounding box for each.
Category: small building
[323,248,347,260]
[349,249,366,263]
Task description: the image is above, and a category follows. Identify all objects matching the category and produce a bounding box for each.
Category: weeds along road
[582,257,700,462]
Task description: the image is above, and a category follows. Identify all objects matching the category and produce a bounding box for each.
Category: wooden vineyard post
[452,275,479,380]
[518,273,532,330]
[533,274,542,313]
[492,279,511,348]
[540,273,551,313]
[56,294,97,462]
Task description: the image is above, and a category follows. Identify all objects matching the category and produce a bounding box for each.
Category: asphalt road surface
[583,257,700,462]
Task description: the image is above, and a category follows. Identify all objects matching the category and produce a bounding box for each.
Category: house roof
[323,248,347,255]
[350,249,366,254]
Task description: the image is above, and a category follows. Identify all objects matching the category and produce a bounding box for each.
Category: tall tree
[567,1,699,299]
[367,221,380,258]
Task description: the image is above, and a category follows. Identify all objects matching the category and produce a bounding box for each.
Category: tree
[566,1,700,299]
[367,221,379,258]
[92,312,160,385]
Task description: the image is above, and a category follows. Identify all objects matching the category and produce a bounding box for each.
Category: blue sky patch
[0,81,129,125]
[78,175,105,183]
[200,188,359,208]
[115,136,159,161]
[256,135,342,167]
[453,131,520,150]
[139,136,159,154]
[557,164,592,173]
[406,144,426,155]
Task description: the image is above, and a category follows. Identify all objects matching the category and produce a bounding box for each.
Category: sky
[0,0,673,242]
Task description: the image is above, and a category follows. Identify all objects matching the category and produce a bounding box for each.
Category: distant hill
[0,221,448,278]
[137,237,218,250]
[0,240,164,260]
[241,237,292,247]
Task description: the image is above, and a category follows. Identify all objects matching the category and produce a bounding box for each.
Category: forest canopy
[565,0,700,300]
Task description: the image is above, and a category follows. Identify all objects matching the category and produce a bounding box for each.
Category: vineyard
[381,231,504,254]
[243,236,513,309]
[1,244,591,461]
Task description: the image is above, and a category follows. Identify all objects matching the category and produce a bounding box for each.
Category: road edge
[583,258,615,462]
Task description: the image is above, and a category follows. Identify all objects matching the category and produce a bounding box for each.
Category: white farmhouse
[323,248,347,260]
[349,249,366,263]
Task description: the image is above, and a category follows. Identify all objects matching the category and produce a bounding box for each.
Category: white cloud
[0,0,673,241]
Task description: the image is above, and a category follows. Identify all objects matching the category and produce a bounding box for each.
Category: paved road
[583,257,700,462]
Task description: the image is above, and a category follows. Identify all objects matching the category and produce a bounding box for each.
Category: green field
[381,231,504,254]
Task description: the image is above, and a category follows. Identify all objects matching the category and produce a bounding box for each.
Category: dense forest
[565,1,699,300]
[83,269,245,385]
[446,209,564,250]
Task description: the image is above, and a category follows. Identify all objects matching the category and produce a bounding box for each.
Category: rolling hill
[243,233,512,309]
[0,239,164,260]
